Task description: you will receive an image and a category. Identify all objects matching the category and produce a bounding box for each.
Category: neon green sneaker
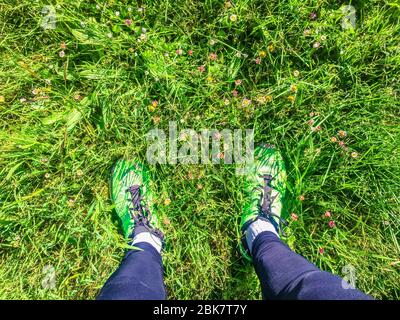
[239,144,288,261]
[110,158,163,240]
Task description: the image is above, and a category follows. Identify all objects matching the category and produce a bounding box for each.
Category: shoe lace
[126,185,163,238]
[258,174,288,234]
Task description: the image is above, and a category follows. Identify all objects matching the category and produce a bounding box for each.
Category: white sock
[246,219,279,254]
[131,232,162,253]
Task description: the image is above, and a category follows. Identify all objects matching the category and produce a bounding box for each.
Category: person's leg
[249,229,372,300]
[98,158,167,300]
[239,144,372,300]
[97,241,166,300]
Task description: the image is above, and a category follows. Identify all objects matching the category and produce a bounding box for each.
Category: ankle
[131,231,163,253]
[244,218,279,255]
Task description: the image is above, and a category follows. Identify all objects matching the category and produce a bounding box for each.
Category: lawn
[0,0,399,299]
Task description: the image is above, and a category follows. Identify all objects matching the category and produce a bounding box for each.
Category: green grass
[0,0,399,299]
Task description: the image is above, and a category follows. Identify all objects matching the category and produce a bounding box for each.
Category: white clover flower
[313,42,321,49]
[115,11,120,16]
[230,14,238,22]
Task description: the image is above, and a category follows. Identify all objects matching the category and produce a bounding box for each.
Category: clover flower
[229,14,237,22]
[290,84,298,93]
[209,53,217,61]
[313,125,322,132]
[313,42,321,49]
[351,151,359,158]
[242,98,251,107]
[324,211,331,218]
[309,12,317,20]
[152,116,161,125]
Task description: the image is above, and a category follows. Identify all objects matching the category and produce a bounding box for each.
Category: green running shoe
[239,144,288,261]
[110,158,163,240]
